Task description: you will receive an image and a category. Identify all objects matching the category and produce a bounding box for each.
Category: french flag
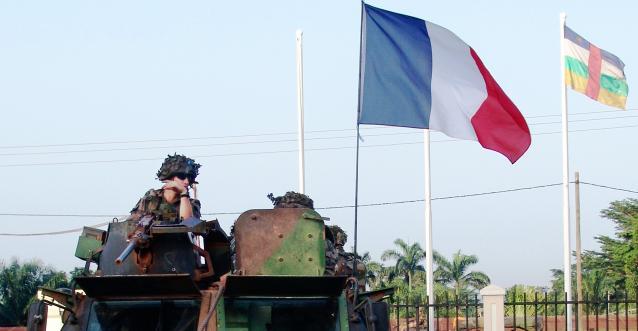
[358,4,531,163]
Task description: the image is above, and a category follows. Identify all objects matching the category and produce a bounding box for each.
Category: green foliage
[0,259,70,326]
[549,267,614,297]
[594,198,638,292]
[381,239,425,294]
[549,268,565,294]
[367,242,490,319]
[387,271,428,319]
[433,250,490,296]
[70,267,90,278]
[550,198,638,300]
[364,260,389,289]
[505,284,548,316]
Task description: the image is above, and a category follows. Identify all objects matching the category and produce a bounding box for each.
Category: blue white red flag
[358,3,531,163]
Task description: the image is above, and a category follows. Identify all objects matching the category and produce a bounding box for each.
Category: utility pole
[575,171,584,330]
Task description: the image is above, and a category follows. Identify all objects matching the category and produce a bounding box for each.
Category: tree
[549,268,567,295]
[381,239,425,293]
[582,269,615,300]
[549,267,614,300]
[586,198,638,292]
[505,284,550,317]
[0,259,69,326]
[433,250,490,296]
[358,252,384,290]
[562,198,638,297]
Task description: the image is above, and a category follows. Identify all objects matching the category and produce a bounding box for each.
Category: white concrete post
[480,285,506,331]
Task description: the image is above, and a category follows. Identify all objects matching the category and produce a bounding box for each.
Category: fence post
[480,285,505,331]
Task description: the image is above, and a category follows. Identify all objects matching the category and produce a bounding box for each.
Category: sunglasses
[174,173,190,181]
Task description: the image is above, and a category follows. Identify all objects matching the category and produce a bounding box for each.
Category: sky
[0,0,636,289]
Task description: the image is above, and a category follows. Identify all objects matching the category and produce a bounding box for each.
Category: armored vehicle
[28,207,392,331]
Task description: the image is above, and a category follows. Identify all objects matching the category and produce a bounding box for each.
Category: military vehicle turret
[28,202,392,331]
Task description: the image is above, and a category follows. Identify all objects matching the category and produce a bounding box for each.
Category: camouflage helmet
[267,191,314,209]
[156,154,201,183]
[327,225,347,247]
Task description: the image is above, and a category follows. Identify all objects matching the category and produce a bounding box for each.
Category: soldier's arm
[179,195,194,220]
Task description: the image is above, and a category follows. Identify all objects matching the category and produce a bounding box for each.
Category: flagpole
[560,13,573,331]
[352,2,365,309]
[352,124,361,307]
[424,129,435,331]
[296,29,306,194]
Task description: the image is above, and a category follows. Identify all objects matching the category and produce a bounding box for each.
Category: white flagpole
[424,129,435,331]
[560,13,573,331]
[296,29,306,194]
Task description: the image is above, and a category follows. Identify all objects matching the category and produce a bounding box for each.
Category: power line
[1,181,635,236]
[531,114,638,126]
[0,143,424,167]
[2,123,637,168]
[4,114,638,157]
[0,127,391,150]
[0,182,567,236]
[580,182,638,194]
[533,124,638,136]
[1,184,565,218]
[316,183,563,209]
[0,213,127,218]
[0,222,111,236]
[0,183,561,236]
[0,109,633,151]
[526,108,632,119]
[0,131,419,157]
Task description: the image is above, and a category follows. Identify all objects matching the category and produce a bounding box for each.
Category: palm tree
[358,252,380,290]
[381,239,425,292]
[365,260,388,290]
[433,250,490,296]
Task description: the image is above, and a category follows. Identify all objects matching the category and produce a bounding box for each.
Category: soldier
[267,191,314,209]
[126,154,202,224]
[324,225,343,276]
[326,225,366,290]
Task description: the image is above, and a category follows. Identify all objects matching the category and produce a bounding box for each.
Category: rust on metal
[233,208,304,275]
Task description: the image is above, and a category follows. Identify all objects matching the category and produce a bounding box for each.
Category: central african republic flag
[563,26,628,109]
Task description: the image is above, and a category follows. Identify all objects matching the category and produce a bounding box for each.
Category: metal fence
[391,294,481,331]
[390,291,638,331]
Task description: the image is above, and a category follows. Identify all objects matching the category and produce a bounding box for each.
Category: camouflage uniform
[126,188,201,224]
[324,225,343,276]
[325,225,350,277]
[325,225,366,289]
[126,154,202,224]
[324,239,337,276]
